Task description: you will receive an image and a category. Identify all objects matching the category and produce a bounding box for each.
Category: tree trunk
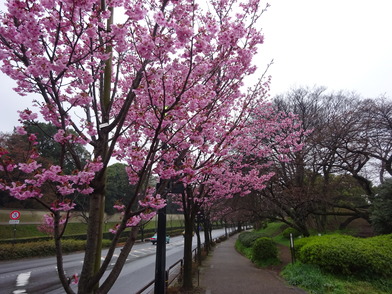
[54,212,74,294]
[203,220,210,254]
[182,215,194,290]
[195,228,202,266]
[78,171,106,293]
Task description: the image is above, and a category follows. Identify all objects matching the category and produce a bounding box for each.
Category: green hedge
[238,231,267,248]
[0,226,185,245]
[0,239,111,260]
[0,227,186,260]
[295,234,392,277]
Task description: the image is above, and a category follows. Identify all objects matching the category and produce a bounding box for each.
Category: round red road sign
[10,210,21,220]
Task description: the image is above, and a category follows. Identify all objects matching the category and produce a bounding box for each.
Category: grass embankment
[0,221,169,240]
[240,223,392,294]
[0,220,184,239]
[0,213,184,260]
[0,211,184,240]
[283,262,392,294]
[0,239,113,260]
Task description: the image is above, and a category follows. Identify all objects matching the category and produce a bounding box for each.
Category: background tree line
[213,87,392,236]
[3,88,391,237]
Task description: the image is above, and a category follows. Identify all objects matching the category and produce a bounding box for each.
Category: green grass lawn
[282,262,392,294]
[0,220,185,240]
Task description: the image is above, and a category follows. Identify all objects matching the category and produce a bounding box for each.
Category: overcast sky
[1,0,391,132]
[258,0,392,98]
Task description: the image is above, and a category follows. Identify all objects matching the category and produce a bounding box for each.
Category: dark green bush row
[295,234,392,277]
[0,227,187,260]
[0,226,185,245]
[0,239,111,260]
[237,231,267,248]
[0,231,137,245]
[0,235,55,245]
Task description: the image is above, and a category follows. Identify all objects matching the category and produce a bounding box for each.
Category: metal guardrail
[135,234,230,294]
[135,259,184,294]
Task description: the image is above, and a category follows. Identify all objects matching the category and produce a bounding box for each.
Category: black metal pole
[154,201,167,294]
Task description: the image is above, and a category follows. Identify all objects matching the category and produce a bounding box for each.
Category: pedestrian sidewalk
[198,234,307,294]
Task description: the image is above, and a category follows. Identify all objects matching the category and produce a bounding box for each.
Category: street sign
[10,210,21,220]
[9,220,20,224]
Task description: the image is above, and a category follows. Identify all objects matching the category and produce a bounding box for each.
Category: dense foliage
[295,234,392,277]
[371,179,392,234]
[105,163,136,215]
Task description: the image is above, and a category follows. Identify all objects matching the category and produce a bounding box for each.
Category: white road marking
[16,272,31,287]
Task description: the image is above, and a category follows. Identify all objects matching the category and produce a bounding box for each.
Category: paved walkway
[199,235,307,294]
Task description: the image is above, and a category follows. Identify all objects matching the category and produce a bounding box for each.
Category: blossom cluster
[0,0,304,241]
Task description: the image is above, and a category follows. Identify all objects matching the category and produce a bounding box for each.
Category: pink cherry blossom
[18,161,42,173]
[51,199,76,211]
[0,0,303,292]
[113,204,125,212]
[126,215,141,227]
[18,109,38,121]
[15,126,27,135]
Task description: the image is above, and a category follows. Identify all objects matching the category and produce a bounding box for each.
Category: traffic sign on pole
[10,210,21,220]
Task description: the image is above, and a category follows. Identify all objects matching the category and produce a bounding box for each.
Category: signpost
[154,181,184,294]
[9,210,21,242]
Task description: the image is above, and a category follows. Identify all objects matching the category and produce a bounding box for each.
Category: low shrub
[251,237,278,264]
[296,234,392,277]
[237,231,267,248]
[235,239,252,259]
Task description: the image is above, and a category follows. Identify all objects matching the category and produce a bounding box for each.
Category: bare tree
[248,87,379,233]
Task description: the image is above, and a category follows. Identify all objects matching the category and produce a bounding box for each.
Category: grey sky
[258,0,392,97]
[1,0,391,133]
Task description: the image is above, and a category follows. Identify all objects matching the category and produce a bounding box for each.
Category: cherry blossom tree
[165,97,303,288]
[0,0,301,293]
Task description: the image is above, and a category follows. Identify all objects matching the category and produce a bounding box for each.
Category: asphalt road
[0,228,227,294]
